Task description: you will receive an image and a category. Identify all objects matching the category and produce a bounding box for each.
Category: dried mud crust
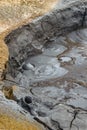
[0,39,9,80]
[0,0,59,33]
[0,113,40,130]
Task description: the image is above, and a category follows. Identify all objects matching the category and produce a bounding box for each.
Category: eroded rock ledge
[5,0,87,77]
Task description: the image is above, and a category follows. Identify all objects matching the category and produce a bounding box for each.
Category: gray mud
[4,1,87,129]
[14,28,87,130]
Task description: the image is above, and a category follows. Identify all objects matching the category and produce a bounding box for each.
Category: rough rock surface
[2,0,87,130]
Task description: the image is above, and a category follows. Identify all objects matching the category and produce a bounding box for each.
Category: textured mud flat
[12,28,87,130]
[17,42,68,84]
[3,0,87,130]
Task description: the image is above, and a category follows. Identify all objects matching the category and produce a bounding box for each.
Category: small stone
[22,63,35,71]
[59,56,72,62]
[2,86,17,101]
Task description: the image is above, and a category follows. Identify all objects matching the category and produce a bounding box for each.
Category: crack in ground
[30,88,35,96]
[51,119,63,130]
[65,104,87,112]
[70,110,79,129]
[34,117,54,130]
[82,7,87,27]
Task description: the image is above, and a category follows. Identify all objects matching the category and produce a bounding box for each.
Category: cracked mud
[3,0,87,130]
[13,28,87,130]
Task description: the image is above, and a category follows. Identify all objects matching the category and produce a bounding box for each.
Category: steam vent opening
[1,0,87,130]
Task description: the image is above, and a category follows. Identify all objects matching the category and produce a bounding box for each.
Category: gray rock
[22,63,35,71]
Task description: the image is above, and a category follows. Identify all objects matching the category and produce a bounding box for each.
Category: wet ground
[1,0,87,130]
[17,28,87,85]
[0,1,61,130]
[15,28,87,130]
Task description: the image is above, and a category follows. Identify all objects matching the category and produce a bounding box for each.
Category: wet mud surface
[15,28,87,130]
[17,28,87,85]
[2,0,87,129]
